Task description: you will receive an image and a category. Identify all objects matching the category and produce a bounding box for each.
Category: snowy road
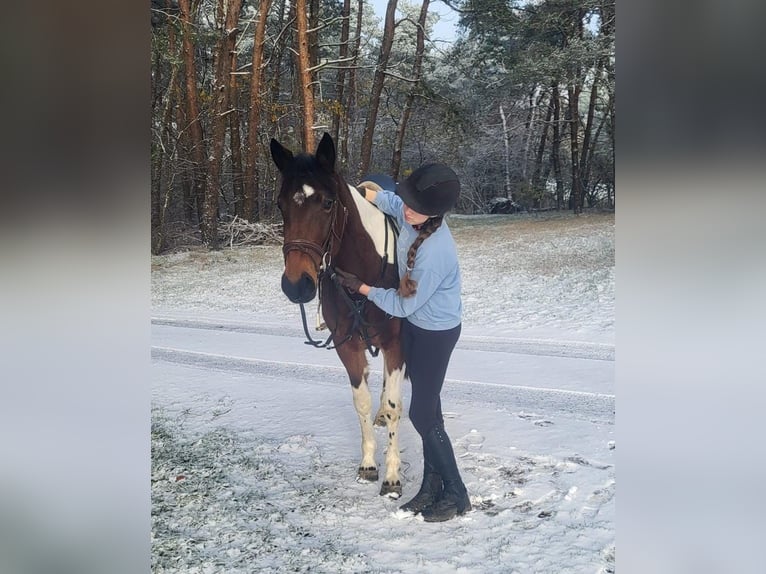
[152,315,614,423]
[151,312,615,573]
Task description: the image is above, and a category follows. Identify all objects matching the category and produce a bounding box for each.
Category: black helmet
[395,163,460,216]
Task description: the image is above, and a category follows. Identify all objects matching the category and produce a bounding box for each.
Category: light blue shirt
[367,189,462,331]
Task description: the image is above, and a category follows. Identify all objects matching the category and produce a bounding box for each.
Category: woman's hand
[356,183,378,203]
[333,268,364,294]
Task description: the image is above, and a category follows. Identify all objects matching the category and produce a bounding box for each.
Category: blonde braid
[397,216,444,297]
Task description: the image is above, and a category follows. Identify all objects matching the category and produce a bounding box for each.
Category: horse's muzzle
[281,272,317,304]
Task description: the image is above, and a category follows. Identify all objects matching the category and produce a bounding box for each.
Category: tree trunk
[607,88,615,206]
[551,84,564,210]
[151,34,164,254]
[178,0,207,231]
[332,0,351,153]
[579,56,604,202]
[269,0,288,105]
[203,0,243,248]
[584,81,609,202]
[295,0,316,150]
[357,0,398,178]
[391,0,430,181]
[172,59,195,224]
[309,0,320,95]
[567,7,585,214]
[229,41,245,218]
[601,0,616,206]
[341,0,364,169]
[567,84,583,213]
[157,24,185,254]
[522,86,541,185]
[532,89,553,199]
[499,105,512,200]
[244,0,272,222]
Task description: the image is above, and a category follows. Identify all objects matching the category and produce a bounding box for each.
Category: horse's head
[270,132,344,304]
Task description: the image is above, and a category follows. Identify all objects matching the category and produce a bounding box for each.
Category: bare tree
[564,6,586,214]
[203,0,243,247]
[244,0,272,221]
[499,104,513,200]
[391,0,429,181]
[341,0,364,168]
[269,0,289,105]
[151,21,183,254]
[551,83,565,210]
[580,0,614,205]
[358,0,398,178]
[295,0,316,150]
[308,0,320,89]
[229,36,245,218]
[532,89,553,201]
[332,0,351,151]
[178,0,207,227]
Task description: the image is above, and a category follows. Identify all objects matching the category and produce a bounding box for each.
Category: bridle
[281,185,397,356]
[282,190,349,350]
[282,194,348,275]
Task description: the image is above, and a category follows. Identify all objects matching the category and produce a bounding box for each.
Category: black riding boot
[420,423,471,522]
[399,446,443,515]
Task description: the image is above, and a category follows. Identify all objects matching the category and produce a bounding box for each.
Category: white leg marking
[351,367,377,474]
[381,363,404,489]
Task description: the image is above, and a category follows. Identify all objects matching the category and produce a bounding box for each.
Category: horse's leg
[378,346,405,497]
[336,343,378,482]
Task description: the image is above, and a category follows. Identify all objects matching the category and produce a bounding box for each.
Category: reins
[291,192,398,356]
[297,267,378,355]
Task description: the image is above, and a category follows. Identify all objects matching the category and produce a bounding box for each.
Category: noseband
[282,197,348,273]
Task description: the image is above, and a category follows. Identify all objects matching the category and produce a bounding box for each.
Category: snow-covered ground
[151,212,615,573]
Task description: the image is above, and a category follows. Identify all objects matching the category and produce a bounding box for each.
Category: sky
[369,0,461,44]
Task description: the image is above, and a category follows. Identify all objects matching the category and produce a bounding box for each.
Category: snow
[151,212,615,573]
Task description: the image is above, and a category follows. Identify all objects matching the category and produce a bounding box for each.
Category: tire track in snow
[151,315,614,361]
[152,346,614,422]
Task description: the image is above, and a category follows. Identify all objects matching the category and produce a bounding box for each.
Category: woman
[333,163,470,522]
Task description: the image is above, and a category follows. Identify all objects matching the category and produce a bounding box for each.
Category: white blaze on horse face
[292,184,316,206]
[346,184,396,264]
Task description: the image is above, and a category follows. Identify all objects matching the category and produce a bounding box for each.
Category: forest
[150,0,615,252]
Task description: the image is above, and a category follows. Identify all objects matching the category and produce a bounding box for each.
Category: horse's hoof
[357,466,379,482]
[380,480,402,498]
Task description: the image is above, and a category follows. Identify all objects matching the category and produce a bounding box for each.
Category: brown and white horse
[270,133,405,497]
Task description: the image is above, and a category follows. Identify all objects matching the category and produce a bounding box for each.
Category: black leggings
[403,320,462,437]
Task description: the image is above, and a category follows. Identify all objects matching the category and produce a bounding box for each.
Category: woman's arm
[368,188,405,227]
[365,269,443,318]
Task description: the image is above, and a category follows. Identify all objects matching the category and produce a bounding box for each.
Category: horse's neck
[339,181,396,265]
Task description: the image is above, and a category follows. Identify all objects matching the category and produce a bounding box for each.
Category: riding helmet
[395,163,460,216]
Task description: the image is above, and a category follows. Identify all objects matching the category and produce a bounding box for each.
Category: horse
[270,132,405,498]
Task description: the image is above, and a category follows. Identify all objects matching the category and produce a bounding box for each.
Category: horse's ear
[316,132,336,173]
[270,138,293,173]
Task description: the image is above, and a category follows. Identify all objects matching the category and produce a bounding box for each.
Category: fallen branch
[220,215,283,248]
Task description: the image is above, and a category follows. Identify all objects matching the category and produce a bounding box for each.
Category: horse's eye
[321,198,334,211]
